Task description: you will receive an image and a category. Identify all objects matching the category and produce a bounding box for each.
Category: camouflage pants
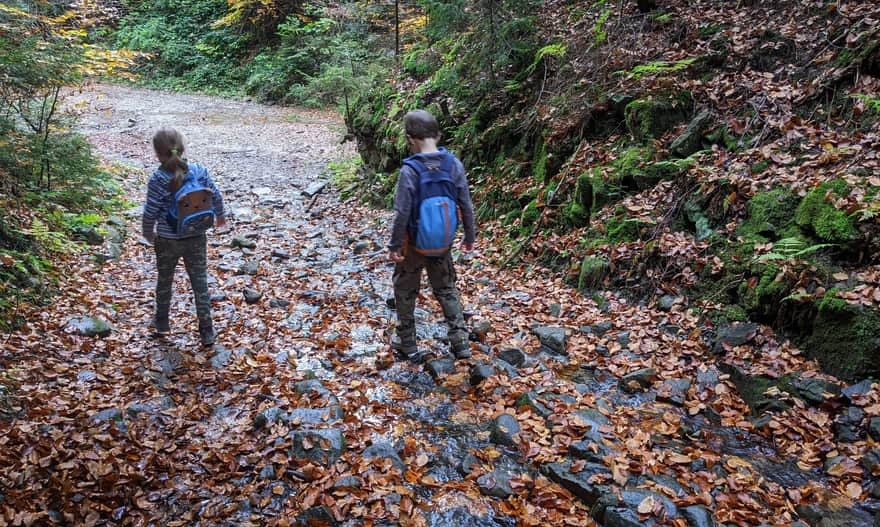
[393,249,467,347]
[154,235,212,331]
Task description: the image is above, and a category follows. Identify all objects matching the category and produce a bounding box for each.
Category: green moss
[605,214,650,244]
[564,201,589,226]
[750,160,770,174]
[579,255,610,290]
[738,263,792,319]
[794,181,859,242]
[802,307,880,380]
[737,188,800,241]
[624,95,691,141]
[706,305,749,326]
[816,289,851,317]
[533,141,549,182]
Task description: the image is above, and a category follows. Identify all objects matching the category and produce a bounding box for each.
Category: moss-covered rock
[579,255,610,290]
[670,110,714,158]
[624,94,690,142]
[738,188,801,241]
[801,304,880,381]
[738,263,793,320]
[794,181,859,243]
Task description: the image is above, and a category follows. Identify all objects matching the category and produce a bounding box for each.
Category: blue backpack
[404,149,458,256]
[166,165,215,237]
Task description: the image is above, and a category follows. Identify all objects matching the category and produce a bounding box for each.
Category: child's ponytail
[153,128,189,192]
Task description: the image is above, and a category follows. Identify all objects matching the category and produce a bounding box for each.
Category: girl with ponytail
[142,128,227,347]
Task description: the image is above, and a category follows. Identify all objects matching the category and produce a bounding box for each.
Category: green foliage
[592,8,612,45]
[616,58,697,80]
[852,93,880,113]
[794,181,859,242]
[754,237,835,263]
[737,188,800,241]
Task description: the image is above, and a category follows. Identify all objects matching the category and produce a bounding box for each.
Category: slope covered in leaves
[1,85,879,527]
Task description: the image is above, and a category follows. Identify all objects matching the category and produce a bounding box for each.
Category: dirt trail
[0,85,875,527]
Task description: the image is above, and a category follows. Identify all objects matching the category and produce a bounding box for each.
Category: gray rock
[713,323,759,354]
[287,406,344,425]
[657,295,677,312]
[77,370,97,383]
[532,326,567,355]
[696,367,720,389]
[295,506,337,527]
[210,345,233,369]
[834,406,865,443]
[861,448,880,474]
[657,378,692,406]
[603,508,650,527]
[842,379,875,402]
[616,330,631,348]
[671,110,713,158]
[269,298,290,309]
[573,408,610,433]
[549,303,562,317]
[91,408,123,422]
[470,320,492,343]
[793,377,841,405]
[870,417,880,442]
[469,363,496,386]
[332,476,362,490]
[824,456,847,475]
[872,481,880,499]
[243,288,262,304]
[362,442,406,472]
[302,182,327,197]
[490,413,521,447]
[289,428,345,466]
[477,468,515,499]
[499,348,526,367]
[231,235,257,249]
[295,380,330,397]
[569,435,613,463]
[591,321,613,336]
[619,368,658,393]
[516,390,553,419]
[259,464,276,480]
[426,359,456,379]
[66,316,112,338]
[238,260,260,275]
[271,248,290,259]
[541,461,610,506]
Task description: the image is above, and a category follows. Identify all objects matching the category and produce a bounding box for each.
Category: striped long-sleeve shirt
[142,163,226,240]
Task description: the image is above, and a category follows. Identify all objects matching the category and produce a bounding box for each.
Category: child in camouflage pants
[142,128,226,347]
[387,110,476,361]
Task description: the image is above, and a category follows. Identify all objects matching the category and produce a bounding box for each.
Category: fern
[615,58,697,79]
[755,237,836,263]
[852,93,880,113]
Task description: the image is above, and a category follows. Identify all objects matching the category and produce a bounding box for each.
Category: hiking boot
[451,340,471,359]
[391,333,423,362]
[199,325,216,347]
[151,318,170,338]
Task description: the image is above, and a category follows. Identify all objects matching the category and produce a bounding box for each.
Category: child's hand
[461,241,474,253]
[388,249,404,263]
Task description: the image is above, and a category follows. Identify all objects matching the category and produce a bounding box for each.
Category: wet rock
[573,408,610,433]
[532,326,567,355]
[332,476,361,490]
[872,481,880,499]
[616,331,631,348]
[541,461,610,505]
[870,418,880,442]
[591,321,614,336]
[77,370,97,383]
[477,468,514,498]
[696,367,720,389]
[569,435,613,463]
[594,489,677,527]
[295,379,330,397]
[231,235,256,249]
[824,456,847,475]
[843,379,875,402]
[295,506,337,527]
[516,391,554,419]
[719,363,793,415]
[302,181,327,197]
[681,505,715,527]
[92,408,123,422]
[490,413,521,448]
[549,303,562,317]
[210,292,227,302]
[657,378,691,406]
[834,406,865,443]
[793,377,841,405]
[469,363,496,386]
[271,248,290,259]
[238,260,260,276]
[862,449,880,474]
[269,298,290,309]
[796,503,874,527]
[352,240,373,254]
[619,368,658,393]
[499,348,526,367]
[287,406,344,425]
[210,345,233,369]
[66,316,112,338]
[362,442,406,472]
[259,464,276,481]
[426,359,456,379]
[713,323,759,354]
[125,397,173,417]
[657,295,677,312]
[424,507,505,527]
[469,320,492,343]
[289,428,345,466]
[243,288,262,304]
[671,110,714,158]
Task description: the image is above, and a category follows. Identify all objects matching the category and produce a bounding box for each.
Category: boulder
[362,442,406,472]
[289,428,345,466]
[713,323,759,354]
[498,348,527,367]
[477,468,515,499]
[541,461,610,506]
[793,377,841,406]
[243,288,262,304]
[619,368,658,393]
[469,363,496,386]
[66,316,112,338]
[657,378,692,406]
[532,326,567,355]
[490,413,521,448]
[670,110,714,158]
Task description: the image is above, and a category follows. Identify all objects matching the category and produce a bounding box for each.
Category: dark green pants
[393,249,467,347]
[154,235,212,331]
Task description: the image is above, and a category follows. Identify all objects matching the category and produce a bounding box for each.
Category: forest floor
[1,85,878,527]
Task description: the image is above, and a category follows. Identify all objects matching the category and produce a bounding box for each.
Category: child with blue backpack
[142,128,226,347]
[388,110,476,361]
